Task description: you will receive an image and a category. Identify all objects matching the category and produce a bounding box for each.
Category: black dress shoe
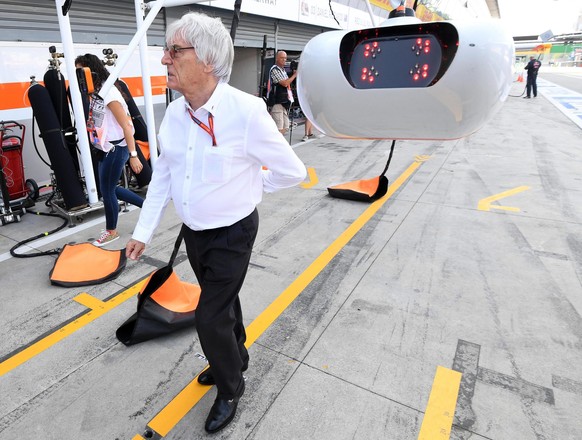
[204,379,245,433]
[198,369,215,386]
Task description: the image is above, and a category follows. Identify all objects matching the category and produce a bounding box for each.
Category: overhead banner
[416,5,445,22]
[369,0,400,11]
[201,0,298,22]
[369,0,447,21]
[200,0,384,30]
[299,0,349,29]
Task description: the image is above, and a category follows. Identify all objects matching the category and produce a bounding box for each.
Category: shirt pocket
[201,146,233,184]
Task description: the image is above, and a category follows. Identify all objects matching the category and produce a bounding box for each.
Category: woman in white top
[75,54,144,246]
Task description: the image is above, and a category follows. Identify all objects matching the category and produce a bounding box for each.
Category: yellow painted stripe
[300,167,318,189]
[477,185,530,212]
[245,160,421,346]
[73,293,107,310]
[0,281,145,377]
[147,376,214,436]
[146,158,424,437]
[418,366,462,440]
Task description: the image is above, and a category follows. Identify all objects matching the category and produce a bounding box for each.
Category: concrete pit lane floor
[0,70,581,439]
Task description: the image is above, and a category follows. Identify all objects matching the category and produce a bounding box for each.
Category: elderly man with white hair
[126,11,306,434]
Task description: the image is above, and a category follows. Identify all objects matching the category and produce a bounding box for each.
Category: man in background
[268,50,297,134]
[524,56,541,99]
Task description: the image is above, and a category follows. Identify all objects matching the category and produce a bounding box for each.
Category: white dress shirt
[132,81,307,244]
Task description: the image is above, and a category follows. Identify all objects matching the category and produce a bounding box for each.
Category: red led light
[422,64,429,71]
[365,44,370,50]
[424,39,430,46]
[416,38,422,45]
[362,67,368,73]
[364,51,370,57]
[361,74,367,81]
[413,73,420,81]
[372,41,378,48]
[424,46,430,54]
[421,71,428,78]
[368,76,374,83]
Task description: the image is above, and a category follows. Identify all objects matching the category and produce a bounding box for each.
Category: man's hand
[126,238,146,260]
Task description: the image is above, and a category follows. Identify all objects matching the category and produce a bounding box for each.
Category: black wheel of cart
[25,178,39,200]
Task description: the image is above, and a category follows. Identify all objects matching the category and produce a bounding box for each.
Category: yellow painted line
[478,186,530,212]
[132,436,145,440]
[147,375,214,436]
[145,158,425,437]
[73,293,107,310]
[418,366,462,440]
[300,167,318,189]
[245,160,422,345]
[0,281,146,377]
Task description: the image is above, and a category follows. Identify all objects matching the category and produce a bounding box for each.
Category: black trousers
[183,208,258,399]
[526,74,537,97]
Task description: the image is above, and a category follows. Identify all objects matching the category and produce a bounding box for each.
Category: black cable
[380,140,396,177]
[10,210,69,258]
[509,89,527,97]
[45,189,56,207]
[509,81,527,97]
[329,0,341,26]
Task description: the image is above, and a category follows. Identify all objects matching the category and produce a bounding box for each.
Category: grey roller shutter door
[0,0,165,45]
[276,19,329,52]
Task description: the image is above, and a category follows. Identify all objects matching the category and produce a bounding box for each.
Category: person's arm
[271,66,296,88]
[129,114,173,245]
[108,100,143,175]
[246,100,307,191]
[277,70,297,88]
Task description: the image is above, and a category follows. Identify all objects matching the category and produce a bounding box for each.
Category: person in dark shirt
[524,56,542,98]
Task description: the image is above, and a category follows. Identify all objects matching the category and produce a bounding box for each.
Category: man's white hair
[166,11,234,82]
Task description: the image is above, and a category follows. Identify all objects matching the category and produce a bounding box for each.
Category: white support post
[56,0,210,189]
[55,0,98,204]
[134,0,159,165]
[364,0,378,27]
[99,0,165,100]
